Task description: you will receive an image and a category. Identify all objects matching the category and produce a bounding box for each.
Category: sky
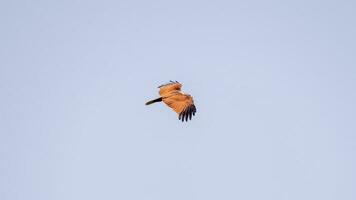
[1,0,356,199]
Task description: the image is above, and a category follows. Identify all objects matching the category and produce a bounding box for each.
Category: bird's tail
[145,97,162,105]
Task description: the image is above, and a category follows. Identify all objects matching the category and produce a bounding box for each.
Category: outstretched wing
[158,81,182,97]
[162,93,196,122]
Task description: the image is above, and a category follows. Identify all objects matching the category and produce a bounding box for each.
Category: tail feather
[145,97,162,105]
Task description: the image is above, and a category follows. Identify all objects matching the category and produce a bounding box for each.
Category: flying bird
[145,81,197,122]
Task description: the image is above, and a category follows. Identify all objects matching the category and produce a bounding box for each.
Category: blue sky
[1,0,355,199]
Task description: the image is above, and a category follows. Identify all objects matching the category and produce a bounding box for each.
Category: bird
[145,81,197,122]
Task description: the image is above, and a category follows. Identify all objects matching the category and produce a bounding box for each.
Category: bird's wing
[158,81,182,97]
[162,93,196,121]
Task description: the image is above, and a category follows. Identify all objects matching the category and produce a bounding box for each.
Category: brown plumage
[145,81,197,122]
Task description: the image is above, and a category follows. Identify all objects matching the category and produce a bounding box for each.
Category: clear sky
[1,0,355,200]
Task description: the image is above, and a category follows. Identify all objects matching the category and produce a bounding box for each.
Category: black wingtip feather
[177,104,197,122]
[189,107,192,120]
[158,80,181,88]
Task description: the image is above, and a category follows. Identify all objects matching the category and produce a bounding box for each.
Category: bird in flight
[145,81,197,122]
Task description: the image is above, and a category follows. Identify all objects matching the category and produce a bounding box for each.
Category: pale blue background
[1,0,355,200]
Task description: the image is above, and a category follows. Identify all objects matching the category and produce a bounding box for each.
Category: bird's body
[146,81,197,122]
